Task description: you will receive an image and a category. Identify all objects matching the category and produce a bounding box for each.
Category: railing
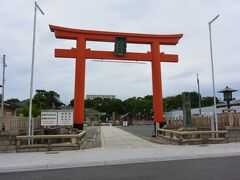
[157,128,228,144]
[16,131,86,152]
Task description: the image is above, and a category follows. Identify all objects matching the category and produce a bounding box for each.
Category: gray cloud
[0,0,240,103]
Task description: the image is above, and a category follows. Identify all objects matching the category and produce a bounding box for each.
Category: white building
[165,100,240,119]
[86,95,116,100]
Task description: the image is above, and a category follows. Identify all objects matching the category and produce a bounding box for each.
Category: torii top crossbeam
[50,25,183,130]
[50,25,181,44]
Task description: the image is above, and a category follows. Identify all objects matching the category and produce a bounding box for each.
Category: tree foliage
[70,95,153,117]
[15,89,219,118]
[19,90,61,117]
[163,91,219,111]
[5,98,20,104]
[21,104,41,117]
[32,90,60,109]
[69,92,219,118]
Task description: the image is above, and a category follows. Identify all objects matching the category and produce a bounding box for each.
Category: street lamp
[208,14,219,134]
[28,1,44,144]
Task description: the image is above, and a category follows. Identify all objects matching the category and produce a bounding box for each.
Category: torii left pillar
[74,37,86,130]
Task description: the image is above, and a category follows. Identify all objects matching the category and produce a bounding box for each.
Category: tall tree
[20,89,62,117]
[21,104,41,117]
[32,90,61,109]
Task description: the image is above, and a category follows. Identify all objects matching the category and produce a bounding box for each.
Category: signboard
[41,112,58,126]
[41,110,73,126]
[57,111,73,126]
[114,36,127,56]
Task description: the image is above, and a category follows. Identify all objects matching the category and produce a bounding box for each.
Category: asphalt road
[118,125,155,138]
[1,156,240,180]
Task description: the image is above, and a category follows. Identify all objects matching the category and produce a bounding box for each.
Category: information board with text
[41,110,73,126]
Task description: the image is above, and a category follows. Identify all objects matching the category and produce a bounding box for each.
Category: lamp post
[208,14,219,134]
[218,86,237,110]
[28,1,44,144]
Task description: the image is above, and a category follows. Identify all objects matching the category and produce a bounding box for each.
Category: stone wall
[226,127,240,142]
[0,131,17,153]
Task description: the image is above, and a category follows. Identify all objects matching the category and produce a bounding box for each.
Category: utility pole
[28,1,44,144]
[0,55,6,131]
[208,15,219,135]
[197,73,201,115]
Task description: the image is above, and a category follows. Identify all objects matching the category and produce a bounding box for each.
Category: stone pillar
[182,92,192,128]
[5,112,12,132]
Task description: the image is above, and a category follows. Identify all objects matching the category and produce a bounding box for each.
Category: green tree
[20,104,41,117]
[190,91,200,108]
[20,89,61,117]
[201,96,219,107]
[69,92,220,118]
[32,90,60,109]
[69,99,74,107]
[5,98,20,104]
[32,90,48,109]
[72,98,124,117]
[163,94,182,111]
[163,92,220,112]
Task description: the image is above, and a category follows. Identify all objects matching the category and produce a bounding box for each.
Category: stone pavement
[101,126,158,149]
[1,126,240,173]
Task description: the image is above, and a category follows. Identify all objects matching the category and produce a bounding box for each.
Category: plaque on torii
[50,25,183,130]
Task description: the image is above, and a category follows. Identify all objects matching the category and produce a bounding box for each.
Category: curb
[1,151,240,173]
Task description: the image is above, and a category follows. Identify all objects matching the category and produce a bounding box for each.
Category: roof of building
[15,96,64,108]
[0,102,19,109]
[85,108,102,115]
[59,105,73,110]
[15,99,29,107]
[52,96,64,106]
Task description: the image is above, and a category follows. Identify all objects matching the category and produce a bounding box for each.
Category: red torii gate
[50,25,183,130]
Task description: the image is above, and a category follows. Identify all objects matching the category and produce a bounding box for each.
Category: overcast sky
[0,0,239,103]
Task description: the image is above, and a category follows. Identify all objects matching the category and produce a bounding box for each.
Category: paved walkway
[101,126,158,149]
[1,126,240,173]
